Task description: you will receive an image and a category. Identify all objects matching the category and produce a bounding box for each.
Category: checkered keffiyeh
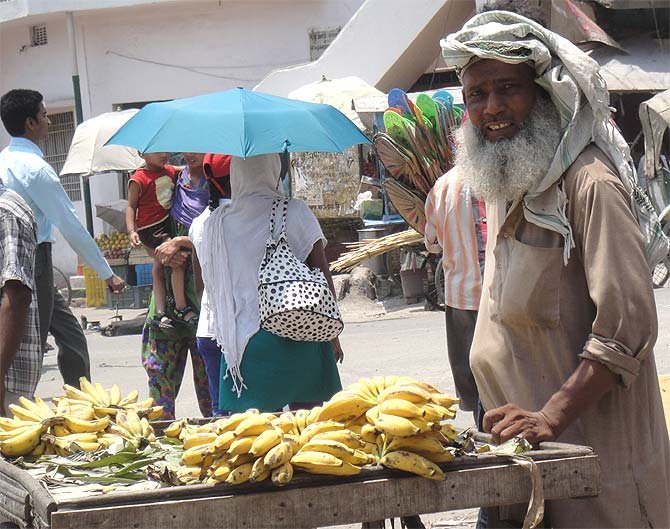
[0,185,41,397]
[441,10,670,268]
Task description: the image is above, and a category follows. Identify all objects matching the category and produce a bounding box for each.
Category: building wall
[0,0,363,274]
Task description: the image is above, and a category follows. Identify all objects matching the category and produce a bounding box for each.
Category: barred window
[309,26,341,61]
[38,110,80,201]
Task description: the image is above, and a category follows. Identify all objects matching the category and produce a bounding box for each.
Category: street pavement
[32,286,670,529]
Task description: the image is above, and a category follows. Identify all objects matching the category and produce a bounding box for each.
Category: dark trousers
[444,306,479,412]
[35,243,90,387]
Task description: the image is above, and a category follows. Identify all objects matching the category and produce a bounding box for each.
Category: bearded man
[442,11,669,528]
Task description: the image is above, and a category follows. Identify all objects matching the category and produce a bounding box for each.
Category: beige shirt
[471,145,670,528]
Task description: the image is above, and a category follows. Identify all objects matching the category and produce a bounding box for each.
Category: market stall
[0,439,599,529]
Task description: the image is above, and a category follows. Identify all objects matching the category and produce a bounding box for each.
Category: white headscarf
[199,154,325,396]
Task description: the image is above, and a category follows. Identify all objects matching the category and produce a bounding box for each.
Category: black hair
[0,89,43,137]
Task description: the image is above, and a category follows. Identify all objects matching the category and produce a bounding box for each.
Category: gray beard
[453,102,562,203]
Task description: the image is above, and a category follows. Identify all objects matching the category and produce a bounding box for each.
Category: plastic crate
[135,263,153,286]
[84,267,107,308]
[107,284,153,309]
[111,264,137,286]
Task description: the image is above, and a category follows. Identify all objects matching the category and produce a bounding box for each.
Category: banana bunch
[106,410,157,448]
[60,377,163,421]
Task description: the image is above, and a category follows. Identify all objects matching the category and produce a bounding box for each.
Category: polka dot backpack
[258,197,344,342]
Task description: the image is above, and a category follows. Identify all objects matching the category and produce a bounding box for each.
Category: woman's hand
[331,337,344,364]
[155,239,186,266]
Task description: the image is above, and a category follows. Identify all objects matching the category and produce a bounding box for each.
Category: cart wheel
[652,258,670,289]
[421,255,445,312]
[53,266,72,305]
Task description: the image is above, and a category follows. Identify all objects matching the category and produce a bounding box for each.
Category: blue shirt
[0,137,113,280]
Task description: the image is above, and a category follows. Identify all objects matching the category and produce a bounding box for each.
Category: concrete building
[0,0,364,273]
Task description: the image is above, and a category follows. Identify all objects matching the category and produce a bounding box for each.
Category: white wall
[0,0,363,274]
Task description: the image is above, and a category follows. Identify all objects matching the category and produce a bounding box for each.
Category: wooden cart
[0,441,599,529]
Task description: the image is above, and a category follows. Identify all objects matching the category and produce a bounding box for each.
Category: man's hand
[483,403,557,445]
[106,274,125,293]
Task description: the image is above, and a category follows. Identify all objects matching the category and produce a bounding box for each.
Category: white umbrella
[95,199,129,233]
[288,76,384,130]
[60,109,144,176]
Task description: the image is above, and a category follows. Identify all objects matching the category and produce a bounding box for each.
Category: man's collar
[9,137,44,158]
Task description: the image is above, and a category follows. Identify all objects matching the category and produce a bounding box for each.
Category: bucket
[356,227,389,275]
[400,268,427,301]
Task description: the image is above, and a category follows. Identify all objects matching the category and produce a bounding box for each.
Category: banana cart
[0,438,599,529]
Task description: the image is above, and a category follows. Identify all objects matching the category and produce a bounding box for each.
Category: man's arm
[0,281,31,415]
[27,167,115,280]
[484,359,617,444]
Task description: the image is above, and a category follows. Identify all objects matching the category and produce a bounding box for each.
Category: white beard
[453,102,562,203]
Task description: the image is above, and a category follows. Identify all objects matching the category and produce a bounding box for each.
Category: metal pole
[66,12,94,236]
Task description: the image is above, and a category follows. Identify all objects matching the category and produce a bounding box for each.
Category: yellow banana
[378,384,431,404]
[118,410,143,437]
[311,429,365,449]
[234,416,272,437]
[127,397,154,411]
[63,384,98,405]
[298,420,344,445]
[63,415,110,433]
[386,434,445,456]
[306,406,322,426]
[229,453,254,467]
[272,415,296,435]
[271,462,293,486]
[227,435,257,456]
[211,430,236,453]
[0,417,35,431]
[118,389,139,407]
[57,432,98,443]
[422,402,456,422]
[163,420,185,438]
[34,397,55,419]
[263,441,293,469]
[380,450,445,480]
[78,377,103,405]
[182,432,217,450]
[0,423,45,457]
[365,405,380,424]
[212,462,232,481]
[8,403,42,423]
[373,413,421,437]
[318,394,370,423]
[18,396,47,419]
[281,434,301,454]
[176,466,202,485]
[360,423,379,443]
[249,457,270,482]
[379,398,428,419]
[294,409,310,432]
[146,406,164,421]
[249,428,282,457]
[94,383,111,406]
[224,462,253,485]
[109,384,122,406]
[429,393,460,408]
[300,439,369,466]
[181,444,210,466]
[437,423,459,444]
[30,441,47,457]
[429,448,456,463]
[291,451,361,476]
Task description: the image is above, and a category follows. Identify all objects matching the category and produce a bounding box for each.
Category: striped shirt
[0,185,41,397]
[424,169,487,311]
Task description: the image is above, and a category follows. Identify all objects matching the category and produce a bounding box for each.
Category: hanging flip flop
[388,88,413,117]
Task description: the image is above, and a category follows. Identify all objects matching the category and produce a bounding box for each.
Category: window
[38,111,81,201]
[31,24,48,47]
[309,26,341,61]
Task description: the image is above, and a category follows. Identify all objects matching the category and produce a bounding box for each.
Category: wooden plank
[49,454,599,529]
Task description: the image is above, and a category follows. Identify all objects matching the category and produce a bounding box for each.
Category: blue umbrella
[106,88,371,157]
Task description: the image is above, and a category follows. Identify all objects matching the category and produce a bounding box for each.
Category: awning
[589,36,670,92]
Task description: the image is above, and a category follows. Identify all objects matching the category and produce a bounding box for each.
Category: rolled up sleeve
[571,172,657,388]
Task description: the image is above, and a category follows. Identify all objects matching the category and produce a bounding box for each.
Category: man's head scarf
[441,10,668,267]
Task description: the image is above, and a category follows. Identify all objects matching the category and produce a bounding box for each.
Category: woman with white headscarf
[198,153,343,412]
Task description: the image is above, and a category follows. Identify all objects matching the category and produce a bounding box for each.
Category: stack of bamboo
[330,229,423,272]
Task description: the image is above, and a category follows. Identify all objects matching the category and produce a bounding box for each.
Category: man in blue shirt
[0,89,125,387]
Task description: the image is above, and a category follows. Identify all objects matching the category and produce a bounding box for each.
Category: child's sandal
[150,312,174,330]
[174,306,198,329]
